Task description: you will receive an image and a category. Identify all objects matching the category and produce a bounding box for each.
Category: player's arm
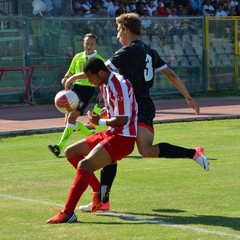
[64,72,87,90]
[86,111,128,127]
[61,71,72,85]
[62,55,77,86]
[161,67,200,114]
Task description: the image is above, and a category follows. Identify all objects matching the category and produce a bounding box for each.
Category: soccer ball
[54,90,79,113]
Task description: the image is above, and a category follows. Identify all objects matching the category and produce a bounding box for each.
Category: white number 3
[144,54,153,82]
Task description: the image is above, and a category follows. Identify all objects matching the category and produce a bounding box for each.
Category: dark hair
[83,33,98,44]
[83,57,107,74]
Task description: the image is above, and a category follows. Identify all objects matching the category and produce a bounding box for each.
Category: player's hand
[100,107,108,118]
[61,77,67,86]
[187,98,200,114]
[86,111,100,125]
[64,78,72,90]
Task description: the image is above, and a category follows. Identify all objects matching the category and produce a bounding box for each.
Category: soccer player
[48,33,105,157]
[64,13,209,212]
[46,57,138,224]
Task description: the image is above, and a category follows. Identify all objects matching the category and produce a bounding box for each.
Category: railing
[0,65,64,105]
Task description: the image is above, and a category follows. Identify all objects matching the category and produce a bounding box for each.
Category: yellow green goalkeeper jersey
[68,50,105,87]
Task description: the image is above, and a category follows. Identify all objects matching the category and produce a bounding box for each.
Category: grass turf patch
[0,119,239,240]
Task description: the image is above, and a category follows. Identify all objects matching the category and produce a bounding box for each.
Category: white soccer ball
[54,90,79,113]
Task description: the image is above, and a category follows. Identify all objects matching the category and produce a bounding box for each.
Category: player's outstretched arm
[161,67,200,114]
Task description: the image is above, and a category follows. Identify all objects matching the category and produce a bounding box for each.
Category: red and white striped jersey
[100,72,138,138]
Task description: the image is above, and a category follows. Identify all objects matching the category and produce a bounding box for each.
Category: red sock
[67,157,83,169]
[64,168,90,215]
[89,173,101,193]
[67,157,100,191]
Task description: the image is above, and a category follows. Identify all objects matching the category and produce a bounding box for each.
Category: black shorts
[136,95,155,129]
[72,84,96,115]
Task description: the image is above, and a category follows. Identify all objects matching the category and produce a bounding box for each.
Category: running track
[0,96,239,137]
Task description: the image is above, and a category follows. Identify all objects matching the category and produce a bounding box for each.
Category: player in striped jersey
[46,57,138,224]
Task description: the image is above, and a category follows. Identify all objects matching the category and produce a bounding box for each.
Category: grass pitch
[0,119,239,240]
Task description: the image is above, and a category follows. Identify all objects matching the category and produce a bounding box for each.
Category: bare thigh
[65,138,91,158]
[136,125,159,157]
[79,143,113,172]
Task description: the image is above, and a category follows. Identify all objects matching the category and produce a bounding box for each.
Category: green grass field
[0,119,239,240]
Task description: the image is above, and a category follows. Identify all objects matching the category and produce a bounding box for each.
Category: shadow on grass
[125,155,143,159]
[96,209,240,231]
[153,209,240,231]
[55,155,144,160]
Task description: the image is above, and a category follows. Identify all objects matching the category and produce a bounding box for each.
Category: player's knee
[78,159,93,172]
[64,146,70,157]
[67,111,80,124]
[137,144,157,158]
[64,144,75,157]
[67,116,77,124]
[137,146,151,157]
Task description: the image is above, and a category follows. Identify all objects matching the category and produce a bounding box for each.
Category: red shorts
[86,130,136,163]
[138,122,154,134]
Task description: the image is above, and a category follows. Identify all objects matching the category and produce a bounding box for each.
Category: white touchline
[0,193,63,207]
[1,193,240,239]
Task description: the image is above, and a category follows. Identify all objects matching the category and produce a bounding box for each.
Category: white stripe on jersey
[105,59,116,71]
[155,63,168,73]
[100,72,138,138]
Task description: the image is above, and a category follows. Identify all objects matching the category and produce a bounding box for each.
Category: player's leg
[79,163,117,212]
[79,104,110,212]
[137,97,209,170]
[58,110,81,149]
[46,137,113,224]
[74,120,92,135]
[99,164,118,210]
[65,138,102,197]
[100,164,117,203]
[137,126,195,158]
[136,125,159,157]
[89,133,135,212]
[48,85,95,157]
[79,133,135,213]
[157,142,209,170]
[137,125,209,171]
[48,110,80,157]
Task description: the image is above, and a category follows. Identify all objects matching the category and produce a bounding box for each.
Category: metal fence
[0,15,238,105]
[205,16,240,90]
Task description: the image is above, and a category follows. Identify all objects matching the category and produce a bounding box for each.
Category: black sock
[158,143,195,159]
[100,164,117,202]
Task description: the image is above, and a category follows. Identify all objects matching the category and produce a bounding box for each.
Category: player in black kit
[67,13,209,212]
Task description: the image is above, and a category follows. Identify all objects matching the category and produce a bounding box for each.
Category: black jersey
[106,40,167,99]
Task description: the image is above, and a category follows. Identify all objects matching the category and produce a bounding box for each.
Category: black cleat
[48,145,61,157]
